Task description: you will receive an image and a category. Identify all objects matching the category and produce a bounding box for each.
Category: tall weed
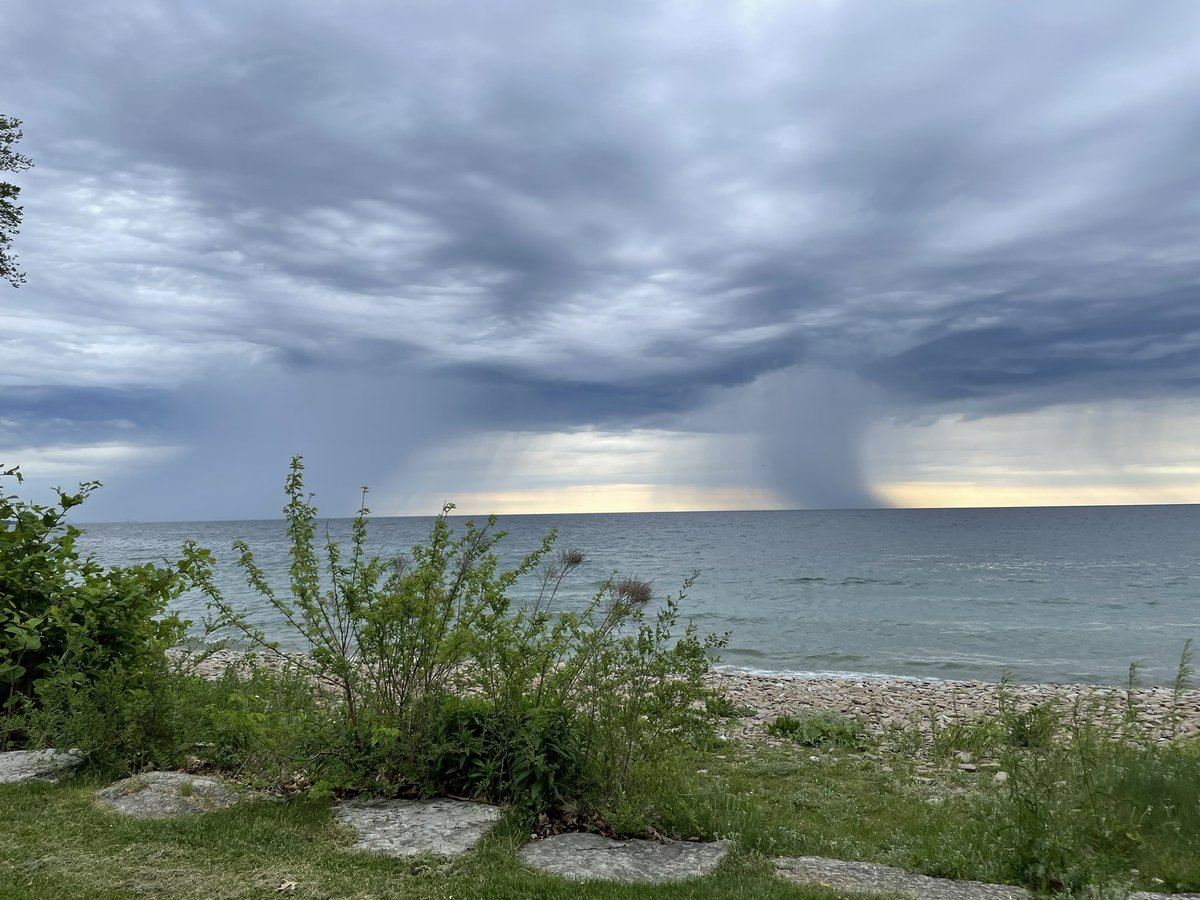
[195,456,727,816]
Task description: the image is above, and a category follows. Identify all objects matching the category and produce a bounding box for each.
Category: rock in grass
[519,832,730,883]
[775,856,1030,900]
[333,798,503,858]
[0,749,81,785]
[97,771,245,818]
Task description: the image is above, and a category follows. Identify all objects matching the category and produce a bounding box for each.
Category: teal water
[77,506,1200,686]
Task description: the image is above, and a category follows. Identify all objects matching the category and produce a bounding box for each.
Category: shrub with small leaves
[0,464,206,753]
[198,456,729,819]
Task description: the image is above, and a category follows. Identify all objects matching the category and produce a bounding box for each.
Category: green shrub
[886,653,1200,894]
[767,710,865,748]
[705,694,755,719]
[0,464,205,753]
[197,456,728,818]
[991,705,1200,892]
[430,696,583,810]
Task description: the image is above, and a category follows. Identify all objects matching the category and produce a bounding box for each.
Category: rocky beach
[180,647,1200,746]
[709,669,1200,745]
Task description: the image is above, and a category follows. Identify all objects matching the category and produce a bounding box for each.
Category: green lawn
[4,722,1198,899]
[0,777,865,900]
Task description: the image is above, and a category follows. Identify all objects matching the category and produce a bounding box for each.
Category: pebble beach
[709,669,1200,745]
[182,648,1200,746]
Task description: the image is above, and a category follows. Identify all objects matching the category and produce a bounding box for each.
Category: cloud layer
[3,0,1199,516]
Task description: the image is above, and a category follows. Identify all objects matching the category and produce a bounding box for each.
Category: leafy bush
[0,464,203,753]
[196,456,728,818]
[175,660,333,787]
[767,710,865,748]
[987,665,1200,894]
[886,653,1200,894]
[430,696,582,810]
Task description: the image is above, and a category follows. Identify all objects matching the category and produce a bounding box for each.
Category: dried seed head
[559,548,585,568]
[615,576,652,606]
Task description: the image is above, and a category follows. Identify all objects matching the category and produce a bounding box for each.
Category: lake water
[77,506,1200,686]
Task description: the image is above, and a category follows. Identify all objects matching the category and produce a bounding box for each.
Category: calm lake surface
[77,506,1200,686]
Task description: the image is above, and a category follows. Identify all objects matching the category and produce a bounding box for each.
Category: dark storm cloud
[870,286,1200,406]
[3,0,1200,512]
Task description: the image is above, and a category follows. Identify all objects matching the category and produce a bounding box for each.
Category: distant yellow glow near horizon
[862,398,1200,510]
[874,481,1200,509]
[430,479,1200,516]
[404,484,789,517]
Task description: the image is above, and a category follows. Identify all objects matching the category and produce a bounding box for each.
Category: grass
[5,718,1200,899]
[606,700,1200,896]
[627,744,1008,874]
[0,778,861,900]
[6,652,1200,899]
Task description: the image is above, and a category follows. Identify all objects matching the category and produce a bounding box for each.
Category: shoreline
[175,648,1200,745]
[708,669,1200,745]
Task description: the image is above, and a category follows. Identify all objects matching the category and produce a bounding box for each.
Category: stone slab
[775,856,1030,900]
[97,771,245,818]
[333,798,502,858]
[0,749,81,785]
[520,832,730,883]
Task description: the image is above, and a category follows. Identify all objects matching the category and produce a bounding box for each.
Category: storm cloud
[2,0,1199,516]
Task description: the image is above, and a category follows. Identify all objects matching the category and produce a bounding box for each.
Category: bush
[0,464,204,754]
[990,688,1200,893]
[197,456,728,818]
[890,657,1200,894]
[767,710,865,748]
[430,696,583,810]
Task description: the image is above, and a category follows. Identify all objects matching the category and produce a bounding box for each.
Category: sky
[3,0,1200,520]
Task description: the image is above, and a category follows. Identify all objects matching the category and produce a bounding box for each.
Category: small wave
[1040,596,1082,606]
[780,576,827,584]
[838,576,908,587]
[713,663,935,683]
[800,652,868,664]
[904,659,978,673]
[723,647,770,659]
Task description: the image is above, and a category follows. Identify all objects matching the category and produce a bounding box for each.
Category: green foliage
[178,661,331,787]
[197,456,728,818]
[21,656,185,773]
[705,694,756,719]
[991,702,1200,893]
[0,464,204,753]
[430,696,582,810]
[0,114,33,288]
[767,710,865,748]
[875,650,1200,894]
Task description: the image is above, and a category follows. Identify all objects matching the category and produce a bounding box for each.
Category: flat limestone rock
[775,856,1030,900]
[97,771,244,818]
[333,798,502,858]
[519,832,730,883]
[0,749,81,784]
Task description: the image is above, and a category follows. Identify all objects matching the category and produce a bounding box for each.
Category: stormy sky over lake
[3,1,1199,519]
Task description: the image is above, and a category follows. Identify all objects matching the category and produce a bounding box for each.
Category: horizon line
[73,498,1200,526]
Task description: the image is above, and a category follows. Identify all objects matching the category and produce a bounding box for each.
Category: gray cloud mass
[2,0,1199,515]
